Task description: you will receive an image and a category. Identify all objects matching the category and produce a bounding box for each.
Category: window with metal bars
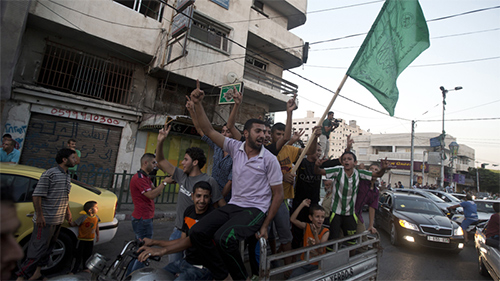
[189,12,231,53]
[114,0,164,22]
[37,41,135,105]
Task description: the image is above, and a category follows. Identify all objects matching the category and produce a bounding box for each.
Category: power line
[417,117,500,122]
[223,0,384,25]
[310,27,500,52]
[46,0,168,29]
[427,5,500,22]
[304,56,500,69]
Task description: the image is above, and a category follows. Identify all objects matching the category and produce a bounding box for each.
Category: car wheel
[390,222,399,246]
[42,231,74,274]
[478,254,489,276]
[21,231,74,275]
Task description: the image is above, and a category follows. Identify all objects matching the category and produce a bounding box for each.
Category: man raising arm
[189,79,283,281]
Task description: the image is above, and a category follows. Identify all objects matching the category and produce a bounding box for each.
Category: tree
[468,167,500,194]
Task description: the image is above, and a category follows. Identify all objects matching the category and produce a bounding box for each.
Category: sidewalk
[115,203,177,221]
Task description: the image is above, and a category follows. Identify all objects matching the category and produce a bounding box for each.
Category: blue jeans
[168,227,183,263]
[164,259,212,281]
[131,217,153,239]
[127,217,154,275]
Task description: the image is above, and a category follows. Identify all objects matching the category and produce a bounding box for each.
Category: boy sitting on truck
[289,199,330,278]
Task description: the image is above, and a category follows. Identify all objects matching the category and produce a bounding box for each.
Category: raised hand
[286,94,298,113]
[301,198,311,207]
[185,95,194,112]
[158,124,172,143]
[315,157,328,167]
[380,157,389,170]
[232,86,242,105]
[290,129,305,144]
[190,79,205,104]
[346,134,354,151]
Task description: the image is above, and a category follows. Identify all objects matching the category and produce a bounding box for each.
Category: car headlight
[454,227,464,236]
[399,219,419,231]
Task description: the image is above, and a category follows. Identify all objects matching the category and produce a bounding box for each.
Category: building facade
[1,0,307,174]
[352,133,476,191]
[292,110,367,159]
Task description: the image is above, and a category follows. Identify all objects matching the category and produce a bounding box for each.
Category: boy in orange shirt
[70,201,99,273]
[289,199,330,278]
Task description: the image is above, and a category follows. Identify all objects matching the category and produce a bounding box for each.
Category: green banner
[347,0,430,116]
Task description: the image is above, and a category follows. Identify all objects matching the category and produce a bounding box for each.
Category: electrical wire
[46,0,168,29]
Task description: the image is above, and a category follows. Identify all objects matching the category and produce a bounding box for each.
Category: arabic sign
[219,82,243,104]
[430,136,441,147]
[387,160,429,172]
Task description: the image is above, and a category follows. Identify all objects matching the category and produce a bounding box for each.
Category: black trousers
[72,240,94,273]
[329,213,357,246]
[189,204,265,281]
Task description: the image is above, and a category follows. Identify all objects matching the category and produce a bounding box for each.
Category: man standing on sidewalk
[128,153,165,273]
[66,139,81,179]
[16,148,76,280]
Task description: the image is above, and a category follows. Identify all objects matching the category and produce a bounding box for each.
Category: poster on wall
[219,82,243,104]
[210,0,230,9]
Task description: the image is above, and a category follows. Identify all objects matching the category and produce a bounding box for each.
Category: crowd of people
[132,80,389,281]
[2,79,499,281]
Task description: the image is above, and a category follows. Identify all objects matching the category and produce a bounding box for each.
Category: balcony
[243,65,297,112]
[247,9,304,70]
[262,0,307,29]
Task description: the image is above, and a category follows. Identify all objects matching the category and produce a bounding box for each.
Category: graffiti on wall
[20,113,121,173]
[4,123,28,148]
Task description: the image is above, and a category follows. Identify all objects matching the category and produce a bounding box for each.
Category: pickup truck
[475,223,500,280]
[259,231,381,280]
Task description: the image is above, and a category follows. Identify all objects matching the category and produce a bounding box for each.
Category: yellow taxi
[0,163,119,274]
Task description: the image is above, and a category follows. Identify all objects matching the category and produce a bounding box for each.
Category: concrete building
[1,0,307,174]
[292,110,367,159]
[352,133,476,191]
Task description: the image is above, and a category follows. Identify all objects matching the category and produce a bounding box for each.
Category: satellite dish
[227,72,238,83]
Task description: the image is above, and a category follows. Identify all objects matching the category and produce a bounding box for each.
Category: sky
[274,0,500,169]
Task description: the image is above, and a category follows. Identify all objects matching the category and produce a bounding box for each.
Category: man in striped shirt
[16,148,77,280]
[315,151,387,243]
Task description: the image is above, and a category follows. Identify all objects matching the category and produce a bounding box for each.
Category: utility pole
[410,120,415,188]
[439,86,462,189]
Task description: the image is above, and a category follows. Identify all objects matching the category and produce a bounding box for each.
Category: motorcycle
[49,239,174,281]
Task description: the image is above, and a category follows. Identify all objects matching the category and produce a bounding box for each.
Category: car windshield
[475,201,496,213]
[395,197,443,215]
[423,192,446,203]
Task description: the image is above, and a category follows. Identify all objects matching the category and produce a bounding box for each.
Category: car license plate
[427,236,450,243]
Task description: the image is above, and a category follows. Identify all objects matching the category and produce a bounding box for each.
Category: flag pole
[291,74,349,174]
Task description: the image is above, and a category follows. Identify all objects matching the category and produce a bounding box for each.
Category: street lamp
[440,86,462,189]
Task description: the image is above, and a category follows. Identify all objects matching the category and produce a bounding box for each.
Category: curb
[115,211,177,221]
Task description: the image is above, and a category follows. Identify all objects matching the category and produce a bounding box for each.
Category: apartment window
[37,41,134,105]
[312,121,316,124]
[190,12,231,53]
[114,0,164,22]
[245,55,268,70]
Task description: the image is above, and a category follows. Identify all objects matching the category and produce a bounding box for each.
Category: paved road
[54,213,493,280]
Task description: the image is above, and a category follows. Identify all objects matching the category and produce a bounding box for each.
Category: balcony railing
[243,64,298,94]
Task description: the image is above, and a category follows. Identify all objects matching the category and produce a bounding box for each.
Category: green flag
[346,0,430,116]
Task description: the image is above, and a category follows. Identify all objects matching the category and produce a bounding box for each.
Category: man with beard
[156,129,225,264]
[127,153,167,274]
[16,148,76,280]
[187,80,283,281]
